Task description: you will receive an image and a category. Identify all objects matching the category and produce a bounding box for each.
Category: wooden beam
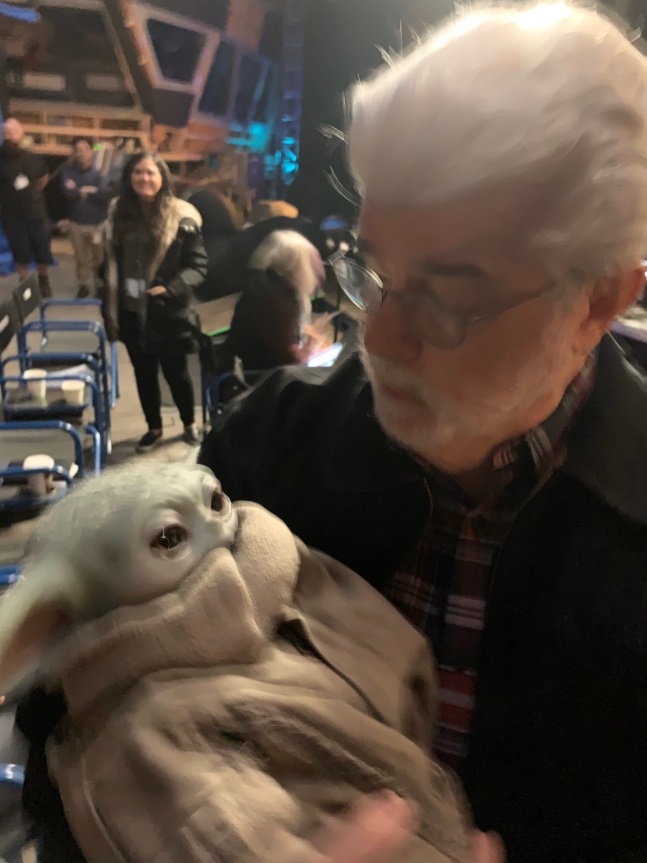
[21,123,149,139]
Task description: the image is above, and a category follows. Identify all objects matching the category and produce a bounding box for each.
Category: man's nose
[363,293,421,364]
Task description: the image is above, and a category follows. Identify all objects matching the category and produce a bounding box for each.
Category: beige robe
[47,503,471,863]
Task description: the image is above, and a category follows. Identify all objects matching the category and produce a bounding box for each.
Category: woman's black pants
[123,335,195,430]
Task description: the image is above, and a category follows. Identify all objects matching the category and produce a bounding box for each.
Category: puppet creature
[0,462,471,863]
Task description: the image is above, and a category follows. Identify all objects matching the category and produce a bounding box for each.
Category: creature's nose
[209,487,229,515]
[198,471,231,519]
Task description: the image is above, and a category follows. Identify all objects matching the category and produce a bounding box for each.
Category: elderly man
[199,3,647,862]
[0,117,52,296]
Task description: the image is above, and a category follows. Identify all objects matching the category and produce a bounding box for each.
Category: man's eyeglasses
[328,249,555,349]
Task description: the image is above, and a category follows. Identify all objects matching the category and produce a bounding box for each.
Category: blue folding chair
[17,321,113,434]
[5,349,111,456]
[39,299,119,407]
[0,420,101,513]
[1,356,108,464]
[12,277,119,413]
[203,369,266,426]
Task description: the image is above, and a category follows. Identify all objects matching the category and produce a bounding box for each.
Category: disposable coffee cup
[22,368,47,401]
[61,379,85,406]
[23,454,55,498]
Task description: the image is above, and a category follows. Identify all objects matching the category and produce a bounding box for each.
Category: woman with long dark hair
[102,151,208,452]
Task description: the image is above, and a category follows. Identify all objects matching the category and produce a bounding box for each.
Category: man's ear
[577,266,645,356]
[0,559,75,695]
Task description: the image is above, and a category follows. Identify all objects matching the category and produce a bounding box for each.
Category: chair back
[0,300,19,357]
[11,273,41,325]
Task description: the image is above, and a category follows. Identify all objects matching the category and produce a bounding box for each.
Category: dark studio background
[291,0,647,224]
[292,0,455,222]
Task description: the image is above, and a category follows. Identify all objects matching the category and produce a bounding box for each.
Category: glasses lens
[400,292,467,349]
[332,258,382,313]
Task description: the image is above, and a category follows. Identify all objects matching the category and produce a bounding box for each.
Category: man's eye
[411,276,480,318]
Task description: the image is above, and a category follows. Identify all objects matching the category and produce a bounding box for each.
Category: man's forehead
[358,190,541,265]
[359,201,502,261]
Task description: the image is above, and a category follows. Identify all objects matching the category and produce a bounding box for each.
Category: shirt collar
[325,337,647,526]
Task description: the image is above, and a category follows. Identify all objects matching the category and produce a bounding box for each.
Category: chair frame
[10,339,113,457]
[39,299,119,406]
[1,355,107,464]
[0,420,101,513]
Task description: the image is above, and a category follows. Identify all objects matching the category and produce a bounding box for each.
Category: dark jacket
[0,144,48,223]
[198,335,647,863]
[102,197,208,353]
[60,163,108,226]
[217,267,304,373]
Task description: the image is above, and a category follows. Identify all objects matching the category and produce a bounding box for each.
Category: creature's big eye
[150,524,189,557]
[210,490,225,512]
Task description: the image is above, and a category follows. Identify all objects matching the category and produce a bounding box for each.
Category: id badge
[14,174,29,191]
[125,278,146,299]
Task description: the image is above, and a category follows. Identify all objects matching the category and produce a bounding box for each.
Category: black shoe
[136,430,163,453]
[76,285,91,299]
[38,275,52,299]
[182,426,201,445]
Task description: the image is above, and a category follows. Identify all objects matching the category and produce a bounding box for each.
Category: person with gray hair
[216,228,327,374]
[198,3,647,861]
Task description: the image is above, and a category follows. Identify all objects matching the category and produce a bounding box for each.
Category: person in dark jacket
[60,136,109,298]
[197,6,647,863]
[199,214,323,301]
[218,229,326,374]
[102,151,207,452]
[200,337,647,863]
[9,6,647,863]
[0,117,52,296]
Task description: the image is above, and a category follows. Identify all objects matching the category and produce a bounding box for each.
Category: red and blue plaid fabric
[388,354,597,774]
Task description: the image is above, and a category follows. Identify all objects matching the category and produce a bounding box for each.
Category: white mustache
[364,354,432,404]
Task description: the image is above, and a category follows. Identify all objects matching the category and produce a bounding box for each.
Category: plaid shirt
[388,354,597,774]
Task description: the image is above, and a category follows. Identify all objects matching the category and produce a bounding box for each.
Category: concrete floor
[0,241,239,567]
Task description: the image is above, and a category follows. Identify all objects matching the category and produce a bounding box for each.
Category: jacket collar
[146,197,202,284]
[563,334,647,525]
[325,335,647,525]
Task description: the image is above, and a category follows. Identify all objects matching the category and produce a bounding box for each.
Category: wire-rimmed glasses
[328,248,555,349]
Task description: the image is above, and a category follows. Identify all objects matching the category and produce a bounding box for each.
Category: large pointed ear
[0,559,75,695]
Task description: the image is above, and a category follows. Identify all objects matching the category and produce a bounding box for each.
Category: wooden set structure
[0,0,284,189]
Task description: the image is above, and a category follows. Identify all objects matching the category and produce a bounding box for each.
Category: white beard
[360,316,571,465]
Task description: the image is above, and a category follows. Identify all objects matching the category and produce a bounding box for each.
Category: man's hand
[315,792,416,863]
[147,286,168,297]
[313,791,505,863]
[79,185,98,199]
[471,831,506,863]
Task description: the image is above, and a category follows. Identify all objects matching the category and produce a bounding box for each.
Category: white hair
[349,3,647,279]
[250,230,323,307]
